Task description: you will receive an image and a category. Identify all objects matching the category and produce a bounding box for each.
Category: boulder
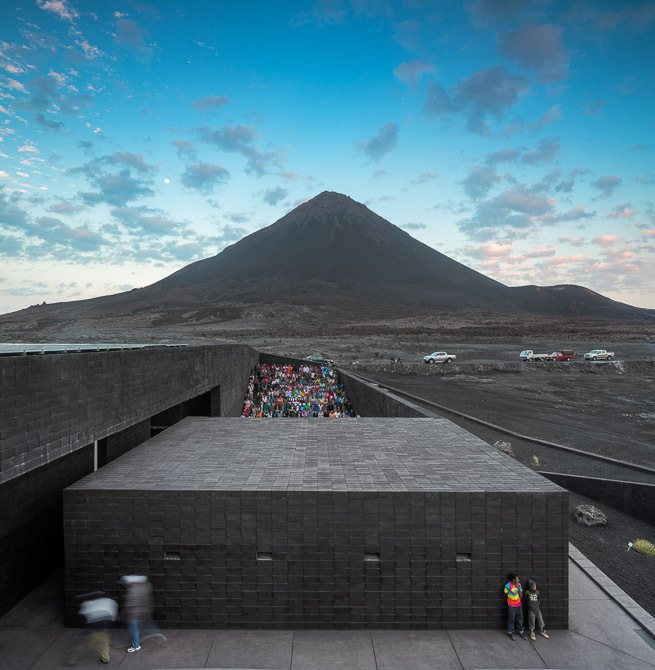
[494,440,515,458]
[574,504,607,527]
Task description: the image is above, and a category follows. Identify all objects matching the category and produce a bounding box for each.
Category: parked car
[548,350,575,361]
[304,354,334,365]
[584,349,614,361]
[423,352,456,364]
[520,350,550,361]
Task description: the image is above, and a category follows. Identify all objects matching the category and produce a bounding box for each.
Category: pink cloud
[524,247,556,258]
[592,235,622,247]
[608,203,635,219]
[557,236,585,246]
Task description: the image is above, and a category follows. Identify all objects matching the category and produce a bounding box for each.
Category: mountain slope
[0,191,652,329]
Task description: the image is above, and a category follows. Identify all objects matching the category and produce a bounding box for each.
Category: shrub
[633,539,655,556]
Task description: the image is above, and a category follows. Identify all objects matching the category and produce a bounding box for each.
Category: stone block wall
[63,488,568,629]
[0,345,258,483]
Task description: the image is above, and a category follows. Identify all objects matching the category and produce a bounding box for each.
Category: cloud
[593,235,623,247]
[37,0,78,22]
[608,203,635,219]
[458,184,559,238]
[486,148,519,164]
[500,22,568,81]
[227,213,249,224]
[21,76,59,112]
[78,170,155,207]
[580,99,606,117]
[180,163,230,193]
[524,247,556,258]
[461,165,501,199]
[400,222,427,230]
[171,139,197,159]
[110,207,182,236]
[591,175,622,198]
[393,60,436,87]
[32,216,106,251]
[35,113,64,131]
[60,93,93,115]
[0,186,29,228]
[558,236,585,246]
[191,95,230,110]
[495,189,552,215]
[195,124,281,176]
[216,224,248,243]
[262,187,288,205]
[567,3,655,34]
[49,200,84,215]
[356,121,398,162]
[104,152,157,174]
[521,137,560,165]
[114,18,152,60]
[541,205,595,224]
[410,171,439,185]
[465,242,514,259]
[533,105,564,131]
[468,0,526,23]
[425,66,529,135]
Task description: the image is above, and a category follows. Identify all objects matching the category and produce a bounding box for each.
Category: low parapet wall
[540,472,655,525]
[340,370,436,418]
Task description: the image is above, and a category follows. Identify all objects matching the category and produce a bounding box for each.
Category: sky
[0,0,654,314]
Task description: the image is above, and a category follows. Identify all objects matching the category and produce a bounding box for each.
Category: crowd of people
[241,363,356,418]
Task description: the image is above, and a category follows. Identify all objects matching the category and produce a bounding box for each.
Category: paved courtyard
[1,548,654,670]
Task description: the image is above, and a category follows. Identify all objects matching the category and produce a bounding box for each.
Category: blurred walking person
[120,575,165,653]
[68,591,117,665]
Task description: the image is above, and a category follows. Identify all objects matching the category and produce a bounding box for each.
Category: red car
[548,350,575,361]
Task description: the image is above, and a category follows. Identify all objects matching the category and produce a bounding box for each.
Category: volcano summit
[1,191,652,332]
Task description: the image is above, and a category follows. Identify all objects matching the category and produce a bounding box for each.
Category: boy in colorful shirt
[504,573,528,641]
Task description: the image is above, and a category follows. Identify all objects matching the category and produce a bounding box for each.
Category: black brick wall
[0,345,258,618]
[0,445,93,615]
[63,489,568,629]
[0,344,258,482]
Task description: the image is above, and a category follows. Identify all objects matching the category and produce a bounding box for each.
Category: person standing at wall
[504,573,529,641]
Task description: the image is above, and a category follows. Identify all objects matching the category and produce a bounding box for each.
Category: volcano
[1,191,652,331]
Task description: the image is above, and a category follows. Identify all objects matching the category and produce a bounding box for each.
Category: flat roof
[68,417,562,493]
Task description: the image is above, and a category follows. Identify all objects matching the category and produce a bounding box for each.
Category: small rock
[494,440,515,458]
[574,504,607,527]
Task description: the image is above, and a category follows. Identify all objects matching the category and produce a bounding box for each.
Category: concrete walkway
[2,552,654,670]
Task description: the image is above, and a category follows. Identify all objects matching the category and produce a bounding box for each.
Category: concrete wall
[541,471,655,525]
[0,344,258,617]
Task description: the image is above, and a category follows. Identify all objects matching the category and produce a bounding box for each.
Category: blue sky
[0,0,654,314]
